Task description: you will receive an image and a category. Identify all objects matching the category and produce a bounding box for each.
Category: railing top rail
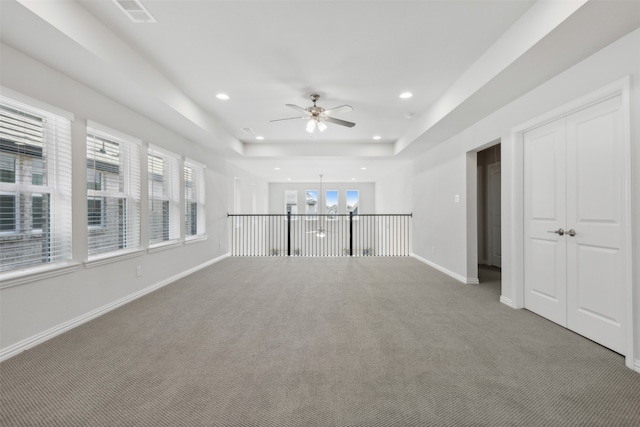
[228,213,412,217]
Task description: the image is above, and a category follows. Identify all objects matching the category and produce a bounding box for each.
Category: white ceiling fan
[271,94,355,133]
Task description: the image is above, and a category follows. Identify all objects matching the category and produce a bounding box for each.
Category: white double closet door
[524,95,627,354]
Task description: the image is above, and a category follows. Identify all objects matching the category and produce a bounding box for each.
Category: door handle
[548,228,565,236]
[567,229,576,237]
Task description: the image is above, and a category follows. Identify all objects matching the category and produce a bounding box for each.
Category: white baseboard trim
[411,253,475,284]
[634,359,640,373]
[500,295,516,308]
[0,253,229,362]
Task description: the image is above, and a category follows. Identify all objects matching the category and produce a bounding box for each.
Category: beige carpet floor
[1,257,639,426]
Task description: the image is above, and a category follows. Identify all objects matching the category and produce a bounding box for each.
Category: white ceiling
[1,0,639,182]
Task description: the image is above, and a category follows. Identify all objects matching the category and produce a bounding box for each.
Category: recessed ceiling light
[372,135,381,140]
[360,167,367,170]
[216,93,230,100]
[404,113,414,119]
[352,178,356,181]
[256,136,264,140]
[287,178,292,181]
[399,92,413,99]
[274,167,280,170]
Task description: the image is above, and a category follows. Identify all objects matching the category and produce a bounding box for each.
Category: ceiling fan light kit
[271,94,356,135]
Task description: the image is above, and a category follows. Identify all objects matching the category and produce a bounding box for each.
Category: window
[86,123,141,258]
[325,190,338,219]
[184,159,205,239]
[284,190,297,216]
[148,145,180,246]
[305,190,318,218]
[346,190,359,215]
[0,96,72,273]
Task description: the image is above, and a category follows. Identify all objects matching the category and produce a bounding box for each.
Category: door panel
[524,118,567,326]
[566,95,625,354]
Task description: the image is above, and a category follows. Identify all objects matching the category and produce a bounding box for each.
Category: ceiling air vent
[241,127,256,135]
[113,0,157,23]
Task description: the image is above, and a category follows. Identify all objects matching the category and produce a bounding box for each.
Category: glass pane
[149,199,171,243]
[0,155,15,183]
[305,190,318,216]
[162,200,170,241]
[87,197,103,226]
[346,190,359,214]
[326,190,338,218]
[149,154,165,198]
[32,194,46,230]
[88,197,128,255]
[284,190,297,215]
[87,169,103,191]
[0,194,16,231]
[186,202,197,236]
[184,166,193,201]
[31,160,45,185]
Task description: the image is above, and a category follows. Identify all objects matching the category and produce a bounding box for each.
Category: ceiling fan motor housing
[308,106,325,117]
[308,94,324,118]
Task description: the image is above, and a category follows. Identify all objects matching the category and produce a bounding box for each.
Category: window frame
[346,189,359,217]
[305,189,318,219]
[325,189,339,219]
[148,145,181,247]
[86,121,142,260]
[284,190,298,219]
[0,92,73,276]
[184,159,206,240]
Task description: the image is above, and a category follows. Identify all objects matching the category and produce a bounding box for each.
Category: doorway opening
[477,143,501,285]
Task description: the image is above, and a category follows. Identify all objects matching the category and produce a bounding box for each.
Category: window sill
[185,235,208,245]
[84,249,145,269]
[0,262,80,289]
[148,241,182,254]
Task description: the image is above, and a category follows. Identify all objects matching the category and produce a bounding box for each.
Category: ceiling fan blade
[270,116,306,122]
[325,117,356,128]
[286,104,309,114]
[323,105,353,115]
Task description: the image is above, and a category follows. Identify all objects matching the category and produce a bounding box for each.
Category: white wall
[0,45,268,357]
[411,29,640,367]
[374,160,413,214]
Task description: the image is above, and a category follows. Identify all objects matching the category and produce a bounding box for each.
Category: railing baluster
[228,213,411,258]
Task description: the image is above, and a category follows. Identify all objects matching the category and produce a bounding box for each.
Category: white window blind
[87,123,141,258]
[184,159,205,239]
[0,96,72,273]
[148,145,180,246]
